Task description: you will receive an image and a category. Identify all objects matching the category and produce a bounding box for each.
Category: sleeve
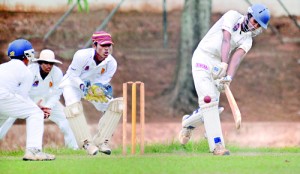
[59,50,86,89]
[238,37,253,53]
[18,68,34,100]
[66,50,86,78]
[44,67,63,108]
[221,10,241,34]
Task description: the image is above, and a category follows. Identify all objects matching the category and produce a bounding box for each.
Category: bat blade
[224,84,241,129]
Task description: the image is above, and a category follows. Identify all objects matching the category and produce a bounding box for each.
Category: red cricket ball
[204,96,211,103]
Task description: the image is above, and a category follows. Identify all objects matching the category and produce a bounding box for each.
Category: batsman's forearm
[227,49,246,78]
[221,30,231,63]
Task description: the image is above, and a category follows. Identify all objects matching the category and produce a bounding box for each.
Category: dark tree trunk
[170,0,211,113]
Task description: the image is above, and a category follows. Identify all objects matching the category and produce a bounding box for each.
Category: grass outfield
[1,141,300,174]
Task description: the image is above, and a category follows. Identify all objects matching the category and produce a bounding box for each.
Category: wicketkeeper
[59,31,123,155]
[179,4,270,155]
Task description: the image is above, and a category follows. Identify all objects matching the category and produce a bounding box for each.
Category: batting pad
[182,108,203,129]
[64,101,92,148]
[93,97,123,146]
[202,101,225,152]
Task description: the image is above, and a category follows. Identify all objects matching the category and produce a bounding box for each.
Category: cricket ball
[204,96,211,103]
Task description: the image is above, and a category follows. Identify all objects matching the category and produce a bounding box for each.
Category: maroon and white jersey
[61,48,117,89]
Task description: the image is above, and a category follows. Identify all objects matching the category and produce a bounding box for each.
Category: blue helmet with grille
[7,39,35,60]
[248,4,270,29]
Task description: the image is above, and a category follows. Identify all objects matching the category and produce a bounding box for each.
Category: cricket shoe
[83,142,99,155]
[213,144,230,156]
[178,127,194,145]
[23,148,55,161]
[99,140,111,155]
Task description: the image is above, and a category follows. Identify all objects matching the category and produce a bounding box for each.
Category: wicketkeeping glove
[84,83,113,103]
[79,80,91,96]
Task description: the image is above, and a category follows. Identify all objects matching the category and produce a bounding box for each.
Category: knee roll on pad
[182,100,219,129]
[108,97,123,113]
[65,102,83,117]
[182,108,203,129]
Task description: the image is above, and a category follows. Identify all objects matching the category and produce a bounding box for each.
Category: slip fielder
[0,49,78,150]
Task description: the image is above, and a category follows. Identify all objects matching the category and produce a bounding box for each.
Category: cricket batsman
[178,4,270,155]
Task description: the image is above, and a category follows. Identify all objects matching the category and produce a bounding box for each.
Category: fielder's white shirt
[196,10,253,60]
[61,48,117,88]
[0,59,33,99]
[29,63,63,108]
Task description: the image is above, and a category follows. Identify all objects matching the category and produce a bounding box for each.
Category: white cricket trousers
[0,101,78,149]
[0,90,44,150]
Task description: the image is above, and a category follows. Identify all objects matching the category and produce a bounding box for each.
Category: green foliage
[68,0,89,12]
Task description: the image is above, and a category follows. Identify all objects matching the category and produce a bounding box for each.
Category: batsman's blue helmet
[248,4,270,29]
[7,39,34,58]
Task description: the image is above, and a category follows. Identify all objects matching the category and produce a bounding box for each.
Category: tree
[170,0,211,113]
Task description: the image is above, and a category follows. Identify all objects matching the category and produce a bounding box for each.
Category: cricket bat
[224,84,241,129]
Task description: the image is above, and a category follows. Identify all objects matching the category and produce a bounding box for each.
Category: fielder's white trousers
[0,89,44,150]
[0,101,78,149]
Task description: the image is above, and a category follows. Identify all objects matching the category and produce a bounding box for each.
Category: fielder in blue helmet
[7,39,35,61]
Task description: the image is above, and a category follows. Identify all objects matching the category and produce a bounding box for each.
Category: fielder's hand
[37,99,52,119]
[212,62,228,80]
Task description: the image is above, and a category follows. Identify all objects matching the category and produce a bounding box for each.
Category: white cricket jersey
[196,10,252,59]
[61,48,117,87]
[0,59,33,99]
[28,63,63,108]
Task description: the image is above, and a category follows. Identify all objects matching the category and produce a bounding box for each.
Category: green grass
[1,141,300,174]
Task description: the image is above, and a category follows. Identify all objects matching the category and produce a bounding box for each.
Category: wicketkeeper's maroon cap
[91,31,114,45]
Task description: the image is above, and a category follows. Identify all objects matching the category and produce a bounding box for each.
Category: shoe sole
[91,151,98,155]
[100,150,111,155]
[87,150,98,155]
[213,151,230,156]
[23,158,55,161]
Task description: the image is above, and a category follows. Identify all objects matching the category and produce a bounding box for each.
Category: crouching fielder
[179,4,270,155]
[0,49,78,150]
[0,39,55,161]
[60,30,123,155]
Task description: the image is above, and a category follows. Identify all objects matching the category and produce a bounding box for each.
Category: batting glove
[216,75,232,93]
[220,75,232,85]
[212,62,228,80]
